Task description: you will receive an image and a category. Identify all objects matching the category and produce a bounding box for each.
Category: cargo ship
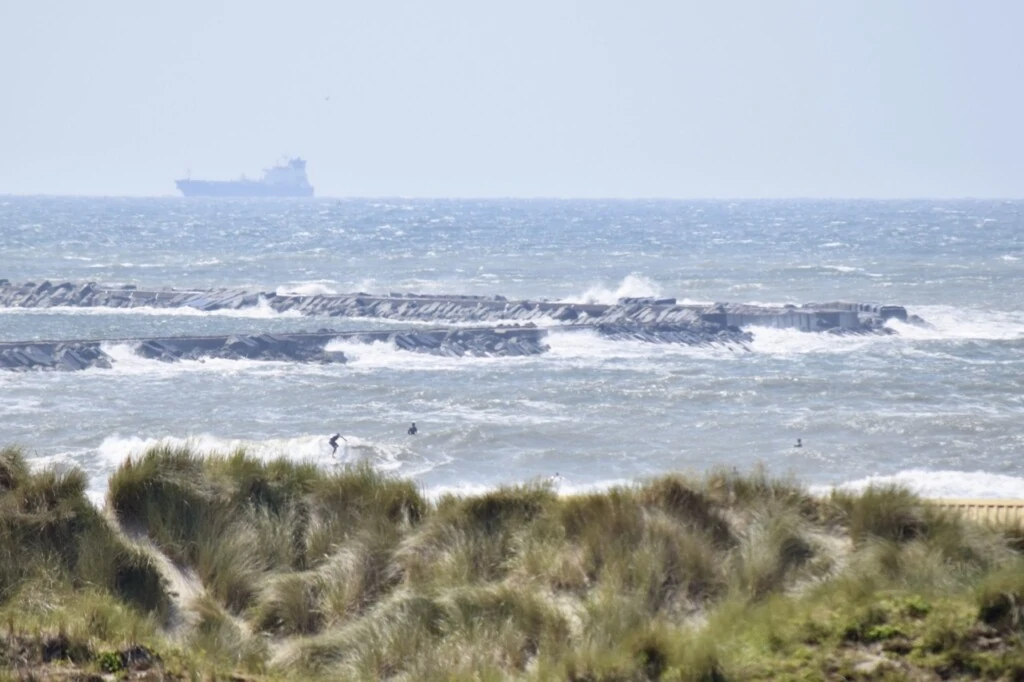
[175,158,314,197]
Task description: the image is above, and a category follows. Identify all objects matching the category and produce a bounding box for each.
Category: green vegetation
[1,443,1022,680]
[0,445,175,678]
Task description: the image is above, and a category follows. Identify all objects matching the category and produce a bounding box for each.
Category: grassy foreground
[2,444,1023,680]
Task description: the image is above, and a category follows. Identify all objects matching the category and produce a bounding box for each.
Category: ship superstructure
[175,158,314,197]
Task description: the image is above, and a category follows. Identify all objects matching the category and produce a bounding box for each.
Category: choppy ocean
[2,197,1023,503]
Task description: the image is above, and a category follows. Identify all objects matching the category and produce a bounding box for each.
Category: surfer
[329,433,346,455]
[794,438,802,448]
[407,422,418,435]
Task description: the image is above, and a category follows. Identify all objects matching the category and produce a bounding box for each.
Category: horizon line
[2,193,1022,202]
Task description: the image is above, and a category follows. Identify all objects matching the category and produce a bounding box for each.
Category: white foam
[97,343,298,377]
[820,469,1024,500]
[274,280,340,296]
[737,299,799,307]
[740,306,1024,355]
[728,282,764,292]
[421,476,635,501]
[86,262,164,269]
[3,397,44,415]
[817,264,883,277]
[323,338,532,372]
[553,477,635,496]
[421,481,494,500]
[95,432,414,473]
[435,402,573,426]
[888,306,1024,341]
[565,274,663,305]
[347,315,542,330]
[0,296,301,319]
[544,329,733,364]
[352,278,381,293]
[745,327,880,356]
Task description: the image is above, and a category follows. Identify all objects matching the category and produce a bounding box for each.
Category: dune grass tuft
[1,451,170,620]
[5,443,1024,679]
[640,474,734,546]
[108,449,428,617]
[833,484,934,544]
[394,483,554,588]
[729,507,819,602]
[0,446,30,493]
[976,558,1024,632]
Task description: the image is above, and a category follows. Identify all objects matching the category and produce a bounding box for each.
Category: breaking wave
[274,280,341,296]
[887,305,1024,341]
[95,432,433,477]
[565,274,663,305]
[821,469,1024,500]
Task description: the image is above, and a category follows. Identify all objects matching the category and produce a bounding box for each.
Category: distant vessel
[175,158,314,197]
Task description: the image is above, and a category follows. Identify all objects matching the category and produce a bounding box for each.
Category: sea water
[1,197,1023,503]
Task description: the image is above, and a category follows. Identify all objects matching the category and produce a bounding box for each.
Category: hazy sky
[1,0,1022,197]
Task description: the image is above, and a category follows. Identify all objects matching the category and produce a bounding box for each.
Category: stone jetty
[0,326,551,372]
[0,280,919,371]
[0,280,912,332]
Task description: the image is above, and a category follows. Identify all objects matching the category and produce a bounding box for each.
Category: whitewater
[2,197,1023,503]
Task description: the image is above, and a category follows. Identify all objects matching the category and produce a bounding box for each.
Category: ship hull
[175,180,314,198]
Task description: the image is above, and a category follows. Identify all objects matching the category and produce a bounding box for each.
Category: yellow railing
[932,499,1024,526]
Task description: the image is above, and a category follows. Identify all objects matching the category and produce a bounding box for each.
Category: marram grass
[0,443,1021,680]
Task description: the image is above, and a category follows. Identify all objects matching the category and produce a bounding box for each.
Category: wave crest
[820,469,1024,500]
[565,274,663,305]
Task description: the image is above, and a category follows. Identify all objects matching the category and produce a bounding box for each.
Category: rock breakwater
[0,280,912,332]
[0,326,551,372]
[0,280,919,371]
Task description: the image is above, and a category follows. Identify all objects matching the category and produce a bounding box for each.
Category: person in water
[329,433,346,455]
[407,422,418,435]
[794,438,802,448]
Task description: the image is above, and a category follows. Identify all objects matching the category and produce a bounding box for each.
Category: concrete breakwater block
[0,343,112,371]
